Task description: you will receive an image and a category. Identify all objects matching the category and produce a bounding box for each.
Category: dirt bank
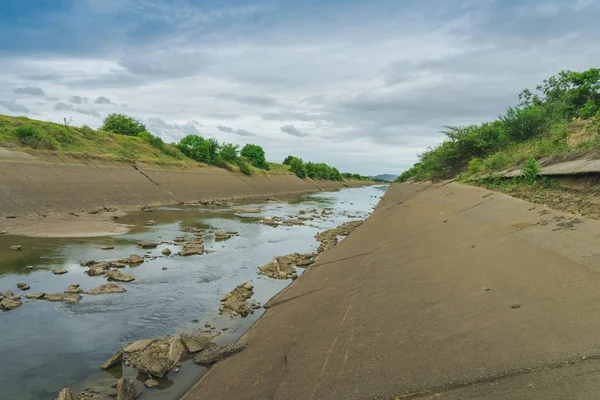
[0,150,367,237]
[183,181,600,400]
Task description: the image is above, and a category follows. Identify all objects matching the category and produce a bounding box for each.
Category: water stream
[0,186,386,400]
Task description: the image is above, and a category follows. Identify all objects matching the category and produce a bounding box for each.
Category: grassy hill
[0,114,294,176]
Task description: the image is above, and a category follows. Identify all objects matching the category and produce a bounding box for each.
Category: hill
[369,174,398,182]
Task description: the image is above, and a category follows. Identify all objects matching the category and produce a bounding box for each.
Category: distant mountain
[369,174,398,182]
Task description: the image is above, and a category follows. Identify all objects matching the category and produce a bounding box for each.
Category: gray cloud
[146,118,203,142]
[217,125,256,136]
[205,113,240,120]
[280,125,309,137]
[54,102,101,118]
[0,99,29,113]
[13,86,45,96]
[94,96,114,105]
[70,96,88,104]
[262,111,329,121]
[217,94,279,107]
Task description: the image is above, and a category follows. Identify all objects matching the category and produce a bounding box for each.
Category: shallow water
[0,186,387,400]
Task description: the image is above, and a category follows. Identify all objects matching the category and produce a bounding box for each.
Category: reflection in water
[0,186,386,400]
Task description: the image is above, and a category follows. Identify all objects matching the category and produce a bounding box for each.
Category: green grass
[0,114,195,165]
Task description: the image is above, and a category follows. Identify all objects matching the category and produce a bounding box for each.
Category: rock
[242,282,254,291]
[145,220,157,226]
[106,270,135,282]
[236,207,261,213]
[180,334,214,353]
[283,219,304,226]
[24,265,34,270]
[214,231,230,241]
[123,339,155,353]
[315,220,363,253]
[144,379,159,389]
[174,236,186,242]
[137,241,159,249]
[0,230,8,235]
[161,248,171,256]
[0,297,22,310]
[44,293,82,304]
[116,377,141,400]
[299,210,307,214]
[58,387,76,400]
[17,283,30,291]
[5,290,18,299]
[53,269,68,275]
[101,350,123,370]
[26,292,45,300]
[9,245,22,251]
[194,342,247,365]
[64,284,83,294]
[259,253,314,279]
[219,284,254,317]
[111,262,127,268]
[86,283,127,295]
[127,339,178,378]
[162,267,167,270]
[127,254,144,264]
[178,240,204,256]
[101,246,114,250]
[168,337,186,364]
[80,260,96,267]
[87,261,111,276]
[249,301,261,310]
[260,218,278,226]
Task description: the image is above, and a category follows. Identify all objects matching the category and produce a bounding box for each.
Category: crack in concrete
[133,165,184,204]
[393,354,600,399]
[263,287,325,310]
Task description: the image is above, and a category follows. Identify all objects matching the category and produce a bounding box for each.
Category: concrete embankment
[0,149,361,218]
[183,181,600,400]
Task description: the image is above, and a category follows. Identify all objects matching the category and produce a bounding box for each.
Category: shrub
[237,157,252,175]
[282,155,295,165]
[79,125,95,138]
[289,157,306,178]
[522,156,540,183]
[219,143,239,162]
[240,144,269,170]
[14,126,40,146]
[101,114,147,136]
[467,158,482,175]
[138,131,165,150]
[482,151,511,172]
[177,135,213,163]
[501,106,546,143]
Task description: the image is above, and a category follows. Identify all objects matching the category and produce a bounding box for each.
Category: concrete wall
[0,150,361,217]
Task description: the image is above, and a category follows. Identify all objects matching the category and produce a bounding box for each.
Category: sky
[1,0,600,175]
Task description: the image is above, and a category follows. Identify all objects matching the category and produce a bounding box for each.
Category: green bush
[522,156,540,183]
[467,158,482,175]
[177,135,213,163]
[101,114,147,136]
[482,151,511,172]
[237,157,252,175]
[501,106,547,143]
[219,143,239,162]
[289,157,307,178]
[282,155,295,165]
[14,126,40,146]
[138,131,165,150]
[79,125,96,138]
[240,144,269,170]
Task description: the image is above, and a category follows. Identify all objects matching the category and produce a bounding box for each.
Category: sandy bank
[0,150,367,237]
[183,181,600,400]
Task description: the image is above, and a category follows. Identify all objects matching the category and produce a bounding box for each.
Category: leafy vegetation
[398,68,600,183]
[101,113,147,136]
[240,144,270,170]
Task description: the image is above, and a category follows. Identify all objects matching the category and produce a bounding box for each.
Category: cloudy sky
[1,0,599,175]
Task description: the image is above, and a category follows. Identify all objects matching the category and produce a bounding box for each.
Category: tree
[177,135,212,163]
[219,143,239,162]
[101,114,147,136]
[283,156,295,165]
[240,144,269,170]
[289,157,306,178]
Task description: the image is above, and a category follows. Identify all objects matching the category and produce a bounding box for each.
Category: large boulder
[214,231,230,241]
[194,342,247,365]
[86,283,127,295]
[53,269,68,275]
[44,293,82,304]
[116,377,141,400]
[106,270,135,282]
[180,334,214,353]
[259,253,314,280]
[127,338,184,378]
[0,297,22,310]
[315,220,363,253]
[26,292,45,300]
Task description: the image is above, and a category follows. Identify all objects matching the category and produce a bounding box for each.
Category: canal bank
[184,181,600,400]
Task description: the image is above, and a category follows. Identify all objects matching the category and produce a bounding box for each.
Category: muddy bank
[0,150,366,219]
